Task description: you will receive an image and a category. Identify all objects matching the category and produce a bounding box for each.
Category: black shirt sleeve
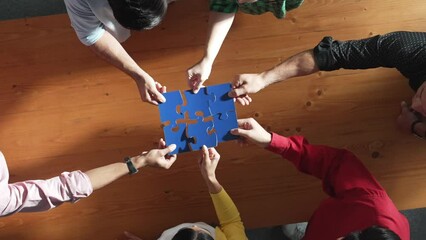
[313,31,426,91]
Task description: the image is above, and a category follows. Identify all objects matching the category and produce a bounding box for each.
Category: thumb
[228,86,247,98]
[230,127,251,138]
[194,79,205,93]
[201,145,209,160]
[160,144,177,156]
[152,88,166,103]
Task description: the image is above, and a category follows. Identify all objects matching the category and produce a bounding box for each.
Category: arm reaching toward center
[231,118,384,198]
[0,139,177,216]
[188,12,236,93]
[198,146,248,240]
[89,31,166,105]
[229,50,319,100]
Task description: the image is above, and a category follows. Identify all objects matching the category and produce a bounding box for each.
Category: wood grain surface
[0,0,425,239]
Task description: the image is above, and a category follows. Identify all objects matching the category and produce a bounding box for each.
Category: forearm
[266,133,382,196]
[203,11,236,64]
[88,31,148,83]
[260,50,319,86]
[203,175,223,194]
[85,157,141,191]
[209,186,247,238]
[2,171,92,216]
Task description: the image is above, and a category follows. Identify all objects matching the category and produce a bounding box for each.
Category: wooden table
[0,0,425,239]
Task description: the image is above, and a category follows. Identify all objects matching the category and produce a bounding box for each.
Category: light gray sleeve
[64,0,105,46]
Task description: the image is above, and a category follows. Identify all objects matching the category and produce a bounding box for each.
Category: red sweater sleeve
[266,133,384,197]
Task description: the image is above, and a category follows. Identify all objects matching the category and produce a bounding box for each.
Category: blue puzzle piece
[158,83,238,154]
[186,113,218,151]
[163,123,194,155]
[213,111,239,142]
[180,87,214,119]
[206,83,235,120]
[159,91,184,129]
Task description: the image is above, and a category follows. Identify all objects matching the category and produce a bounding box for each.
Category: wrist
[132,156,147,169]
[204,176,222,194]
[132,70,150,84]
[259,132,273,148]
[260,71,276,86]
[202,173,217,182]
[202,55,214,65]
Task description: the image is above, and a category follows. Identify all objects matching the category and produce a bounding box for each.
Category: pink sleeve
[266,133,383,197]
[0,152,93,216]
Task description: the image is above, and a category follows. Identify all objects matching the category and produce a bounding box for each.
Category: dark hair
[342,226,401,240]
[107,0,168,30]
[171,227,214,240]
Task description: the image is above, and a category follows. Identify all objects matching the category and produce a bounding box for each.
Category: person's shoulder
[64,0,92,13]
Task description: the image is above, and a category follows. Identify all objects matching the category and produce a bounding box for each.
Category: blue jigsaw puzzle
[158,83,238,154]
[206,83,239,142]
[186,111,217,151]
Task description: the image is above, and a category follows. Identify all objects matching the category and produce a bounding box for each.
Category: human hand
[198,146,220,180]
[187,58,213,93]
[134,139,177,169]
[230,118,272,148]
[228,73,266,105]
[397,101,421,134]
[135,75,166,105]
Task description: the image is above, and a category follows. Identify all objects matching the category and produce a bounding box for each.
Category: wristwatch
[124,157,139,175]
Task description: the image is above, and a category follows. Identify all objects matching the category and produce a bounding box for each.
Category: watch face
[125,157,138,175]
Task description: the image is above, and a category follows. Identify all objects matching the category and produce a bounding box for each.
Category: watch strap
[124,157,139,175]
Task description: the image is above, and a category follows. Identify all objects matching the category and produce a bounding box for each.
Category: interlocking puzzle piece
[212,110,239,142]
[158,83,238,154]
[186,111,218,151]
[180,87,214,120]
[206,83,235,120]
[159,91,184,129]
[162,123,194,155]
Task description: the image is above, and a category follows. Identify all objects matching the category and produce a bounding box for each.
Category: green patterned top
[210,0,304,19]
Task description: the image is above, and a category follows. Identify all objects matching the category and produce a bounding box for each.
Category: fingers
[158,138,166,149]
[232,75,244,88]
[150,88,166,103]
[187,71,200,90]
[228,86,248,98]
[236,95,252,106]
[208,147,220,161]
[230,127,250,138]
[201,145,209,161]
[160,144,177,156]
[166,154,178,168]
[141,90,160,106]
[193,78,204,94]
[400,101,413,115]
[156,82,167,94]
[237,118,254,128]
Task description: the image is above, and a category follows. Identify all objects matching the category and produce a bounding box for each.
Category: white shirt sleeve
[64,0,105,46]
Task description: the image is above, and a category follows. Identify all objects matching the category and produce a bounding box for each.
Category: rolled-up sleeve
[0,152,93,217]
[64,0,105,46]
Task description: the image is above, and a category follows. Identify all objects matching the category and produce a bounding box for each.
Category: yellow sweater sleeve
[211,188,248,240]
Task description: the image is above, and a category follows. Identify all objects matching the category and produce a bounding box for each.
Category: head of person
[338,226,400,240]
[171,226,214,240]
[411,81,426,117]
[107,0,168,30]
